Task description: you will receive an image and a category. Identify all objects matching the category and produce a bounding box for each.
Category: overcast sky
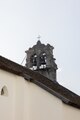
[0,0,80,95]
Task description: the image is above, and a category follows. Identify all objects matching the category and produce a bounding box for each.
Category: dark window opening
[39,53,47,69]
[1,86,8,96]
[1,88,4,95]
[30,54,37,67]
[40,53,46,65]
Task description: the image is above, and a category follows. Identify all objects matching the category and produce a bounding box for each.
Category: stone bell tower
[25,40,58,81]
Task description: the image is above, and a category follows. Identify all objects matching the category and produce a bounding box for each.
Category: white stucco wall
[0,69,80,120]
[0,69,16,120]
[24,82,80,120]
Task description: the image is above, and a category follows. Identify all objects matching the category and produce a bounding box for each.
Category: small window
[1,86,8,96]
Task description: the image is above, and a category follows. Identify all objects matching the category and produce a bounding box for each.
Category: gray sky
[0,0,80,95]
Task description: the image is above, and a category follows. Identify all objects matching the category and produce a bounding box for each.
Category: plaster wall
[24,82,80,120]
[0,69,16,120]
[0,69,80,120]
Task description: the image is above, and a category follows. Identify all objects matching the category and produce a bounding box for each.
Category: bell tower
[25,40,58,81]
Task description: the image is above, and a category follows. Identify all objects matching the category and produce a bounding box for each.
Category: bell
[40,56,46,65]
[32,58,37,66]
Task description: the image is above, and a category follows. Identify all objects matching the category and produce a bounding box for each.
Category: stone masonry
[25,40,58,81]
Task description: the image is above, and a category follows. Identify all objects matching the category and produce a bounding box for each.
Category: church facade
[0,41,80,120]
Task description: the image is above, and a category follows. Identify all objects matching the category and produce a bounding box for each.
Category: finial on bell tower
[37,35,41,45]
[37,35,41,41]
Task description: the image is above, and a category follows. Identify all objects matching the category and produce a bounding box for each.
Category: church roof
[0,55,80,109]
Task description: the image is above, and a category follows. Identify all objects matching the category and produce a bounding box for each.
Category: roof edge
[25,77,80,109]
